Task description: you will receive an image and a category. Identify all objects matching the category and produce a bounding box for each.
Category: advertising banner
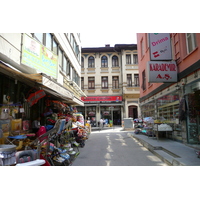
[21,34,58,78]
[147,61,177,83]
[149,33,172,61]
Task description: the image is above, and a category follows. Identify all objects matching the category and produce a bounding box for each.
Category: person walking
[100,118,104,130]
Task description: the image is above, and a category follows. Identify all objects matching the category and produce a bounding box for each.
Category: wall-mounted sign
[149,33,172,61]
[81,96,122,102]
[147,61,177,83]
[21,34,58,79]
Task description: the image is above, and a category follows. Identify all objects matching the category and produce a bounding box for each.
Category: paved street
[72,127,167,166]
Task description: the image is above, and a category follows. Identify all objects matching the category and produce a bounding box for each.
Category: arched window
[112,55,119,67]
[88,56,95,68]
[101,56,108,68]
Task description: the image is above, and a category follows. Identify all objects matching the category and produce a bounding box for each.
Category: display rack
[153,123,174,140]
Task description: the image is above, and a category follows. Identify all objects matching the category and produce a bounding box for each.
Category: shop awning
[0,61,85,106]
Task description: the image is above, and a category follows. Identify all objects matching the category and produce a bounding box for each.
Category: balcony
[125,65,138,70]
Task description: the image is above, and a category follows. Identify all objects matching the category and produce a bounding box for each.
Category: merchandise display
[0,99,91,166]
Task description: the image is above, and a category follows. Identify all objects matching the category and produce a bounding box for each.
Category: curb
[130,134,185,166]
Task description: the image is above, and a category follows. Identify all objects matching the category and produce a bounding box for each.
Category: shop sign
[88,112,95,116]
[149,33,172,61]
[81,96,122,102]
[147,61,177,83]
[21,34,58,79]
[103,111,110,115]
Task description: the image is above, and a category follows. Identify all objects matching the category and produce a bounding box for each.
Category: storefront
[78,96,123,126]
[141,91,181,141]
[0,60,83,136]
[185,80,200,144]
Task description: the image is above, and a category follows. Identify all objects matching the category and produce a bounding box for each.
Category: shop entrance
[128,105,138,119]
[101,106,121,125]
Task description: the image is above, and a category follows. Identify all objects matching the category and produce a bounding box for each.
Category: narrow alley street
[72,127,167,166]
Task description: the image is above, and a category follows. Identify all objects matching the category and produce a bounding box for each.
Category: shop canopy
[0,60,84,106]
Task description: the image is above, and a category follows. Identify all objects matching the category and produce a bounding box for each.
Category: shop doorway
[113,110,121,125]
[128,105,138,119]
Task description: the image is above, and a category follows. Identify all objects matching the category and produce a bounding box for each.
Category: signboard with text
[81,96,122,102]
[21,34,58,79]
[149,33,172,61]
[147,61,177,83]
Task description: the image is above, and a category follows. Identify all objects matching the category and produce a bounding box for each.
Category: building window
[88,56,95,68]
[81,57,84,68]
[72,67,76,82]
[34,33,43,44]
[102,76,108,89]
[112,76,119,88]
[134,74,139,86]
[126,54,131,64]
[141,38,144,57]
[66,60,70,76]
[52,39,58,55]
[186,33,197,54]
[45,33,52,50]
[133,54,138,64]
[58,47,63,70]
[63,56,67,73]
[101,56,108,68]
[81,77,84,89]
[142,70,146,91]
[127,74,132,87]
[88,77,95,89]
[112,56,119,67]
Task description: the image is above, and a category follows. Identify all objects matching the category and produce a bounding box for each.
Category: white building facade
[78,44,140,126]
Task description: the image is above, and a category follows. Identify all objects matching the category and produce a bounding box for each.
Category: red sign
[81,96,122,102]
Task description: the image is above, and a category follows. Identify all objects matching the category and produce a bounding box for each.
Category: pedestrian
[100,118,104,130]
[103,118,105,127]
